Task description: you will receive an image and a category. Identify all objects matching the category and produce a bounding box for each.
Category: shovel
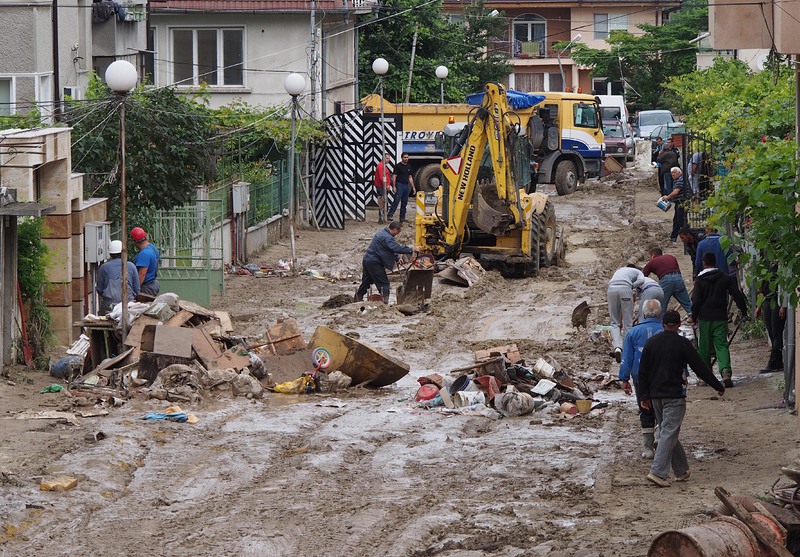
[17,283,34,367]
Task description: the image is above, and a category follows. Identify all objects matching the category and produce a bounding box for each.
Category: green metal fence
[208,161,291,228]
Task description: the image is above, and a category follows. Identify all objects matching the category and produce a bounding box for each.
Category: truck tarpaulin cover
[465,90,546,110]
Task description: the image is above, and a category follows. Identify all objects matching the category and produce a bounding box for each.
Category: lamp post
[284,72,305,277]
[435,65,448,104]
[372,58,389,199]
[557,34,582,92]
[104,60,138,344]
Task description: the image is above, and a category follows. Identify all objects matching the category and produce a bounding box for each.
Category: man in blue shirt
[96,240,140,315]
[618,299,664,459]
[695,227,734,276]
[131,226,161,296]
[355,221,417,304]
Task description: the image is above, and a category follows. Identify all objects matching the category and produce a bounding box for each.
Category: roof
[150,0,376,13]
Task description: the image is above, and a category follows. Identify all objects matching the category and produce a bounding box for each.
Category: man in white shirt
[608,265,646,362]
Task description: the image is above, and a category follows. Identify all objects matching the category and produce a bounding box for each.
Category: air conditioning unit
[63,86,83,100]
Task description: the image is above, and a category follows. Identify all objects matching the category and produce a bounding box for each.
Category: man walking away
[387,153,416,224]
[374,152,392,224]
[618,299,664,459]
[607,265,646,363]
[690,252,749,388]
[642,247,692,315]
[131,227,161,297]
[638,310,726,487]
[755,265,785,374]
[355,221,417,304]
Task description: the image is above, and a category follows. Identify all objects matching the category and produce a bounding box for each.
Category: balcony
[489,39,559,60]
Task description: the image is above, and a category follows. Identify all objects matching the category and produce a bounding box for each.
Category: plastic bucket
[449,375,477,395]
[453,390,486,408]
[575,400,592,414]
[648,516,761,557]
[656,199,673,212]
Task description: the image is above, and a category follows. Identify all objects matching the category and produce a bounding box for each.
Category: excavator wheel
[537,200,558,268]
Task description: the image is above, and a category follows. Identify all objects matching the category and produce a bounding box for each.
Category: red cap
[130,227,147,242]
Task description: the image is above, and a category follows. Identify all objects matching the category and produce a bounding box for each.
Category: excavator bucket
[472,181,514,235]
[396,255,435,310]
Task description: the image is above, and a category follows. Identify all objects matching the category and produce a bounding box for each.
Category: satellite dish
[755,52,769,71]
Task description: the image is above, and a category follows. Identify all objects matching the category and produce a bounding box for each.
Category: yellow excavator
[413,82,562,278]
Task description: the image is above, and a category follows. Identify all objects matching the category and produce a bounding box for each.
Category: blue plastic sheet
[465,90,546,110]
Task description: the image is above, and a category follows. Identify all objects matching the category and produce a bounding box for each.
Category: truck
[413,82,563,278]
[361,89,604,196]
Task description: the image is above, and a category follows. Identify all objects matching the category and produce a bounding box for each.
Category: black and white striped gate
[311,109,400,229]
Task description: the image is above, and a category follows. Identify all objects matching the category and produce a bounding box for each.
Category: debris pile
[414,344,608,419]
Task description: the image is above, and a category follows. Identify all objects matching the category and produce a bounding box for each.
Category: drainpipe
[51,0,61,120]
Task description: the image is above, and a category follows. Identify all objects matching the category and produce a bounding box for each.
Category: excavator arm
[417,83,532,259]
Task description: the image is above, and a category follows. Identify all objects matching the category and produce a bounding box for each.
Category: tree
[666,58,799,304]
[63,75,216,224]
[567,0,708,111]
[358,0,510,104]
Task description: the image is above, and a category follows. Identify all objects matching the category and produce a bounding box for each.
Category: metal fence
[207,160,291,228]
[674,131,717,230]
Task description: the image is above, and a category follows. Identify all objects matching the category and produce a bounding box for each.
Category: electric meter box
[85,221,111,263]
[232,182,250,214]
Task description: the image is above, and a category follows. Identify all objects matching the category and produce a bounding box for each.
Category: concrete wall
[571,7,661,51]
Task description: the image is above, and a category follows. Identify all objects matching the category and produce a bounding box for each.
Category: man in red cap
[130,227,161,296]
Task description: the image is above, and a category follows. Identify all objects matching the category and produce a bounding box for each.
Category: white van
[597,95,633,160]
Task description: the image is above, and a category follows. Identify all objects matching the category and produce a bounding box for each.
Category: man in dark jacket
[656,137,679,196]
[659,167,688,242]
[355,221,417,304]
[638,310,726,487]
[690,252,749,388]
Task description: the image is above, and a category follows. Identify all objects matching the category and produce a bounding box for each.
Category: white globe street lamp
[284,72,306,276]
[372,58,390,204]
[435,65,449,104]
[104,59,138,343]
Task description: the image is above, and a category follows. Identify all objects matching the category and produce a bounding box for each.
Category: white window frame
[169,27,245,87]
[513,14,547,57]
[0,76,15,117]
[594,13,628,40]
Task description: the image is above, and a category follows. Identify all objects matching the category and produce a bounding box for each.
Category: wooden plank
[214,311,234,334]
[714,486,793,557]
[265,318,306,355]
[178,299,216,318]
[210,345,251,371]
[124,316,161,358]
[192,328,223,368]
[166,309,194,327]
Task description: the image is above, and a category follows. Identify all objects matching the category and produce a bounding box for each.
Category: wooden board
[209,345,251,371]
[214,311,234,334]
[265,318,307,355]
[166,309,195,327]
[192,328,223,368]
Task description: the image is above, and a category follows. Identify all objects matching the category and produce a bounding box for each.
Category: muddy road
[0,163,796,556]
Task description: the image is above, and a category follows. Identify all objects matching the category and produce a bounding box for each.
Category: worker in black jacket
[690,252,749,388]
[638,310,725,487]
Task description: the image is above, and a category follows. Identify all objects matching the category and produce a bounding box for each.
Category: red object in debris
[415,384,440,402]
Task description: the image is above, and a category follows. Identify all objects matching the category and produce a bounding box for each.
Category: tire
[416,163,444,193]
[524,217,541,277]
[554,160,578,196]
[537,200,557,268]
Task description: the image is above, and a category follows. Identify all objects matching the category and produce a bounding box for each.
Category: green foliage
[16,218,54,368]
[666,57,798,305]
[0,106,43,131]
[358,0,510,103]
[63,73,216,224]
[568,0,708,111]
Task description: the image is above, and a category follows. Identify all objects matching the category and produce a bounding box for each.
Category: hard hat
[130,227,147,242]
[108,240,123,254]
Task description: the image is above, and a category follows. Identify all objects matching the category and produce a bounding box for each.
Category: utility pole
[310,0,317,118]
[404,23,419,103]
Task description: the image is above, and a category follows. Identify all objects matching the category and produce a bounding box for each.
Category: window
[0,78,13,116]
[513,14,546,58]
[594,13,628,40]
[573,103,599,129]
[172,28,244,86]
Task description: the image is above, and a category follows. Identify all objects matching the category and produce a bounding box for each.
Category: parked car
[633,110,676,139]
[597,96,634,160]
[602,119,629,163]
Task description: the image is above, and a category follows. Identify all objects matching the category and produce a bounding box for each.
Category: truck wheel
[538,200,557,268]
[555,160,578,195]
[525,219,541,277]
[416,164,444,193]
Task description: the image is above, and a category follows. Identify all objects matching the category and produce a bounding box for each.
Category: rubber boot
[641,428,655,459]
[378,209,385,224]
[721,368,734,388]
